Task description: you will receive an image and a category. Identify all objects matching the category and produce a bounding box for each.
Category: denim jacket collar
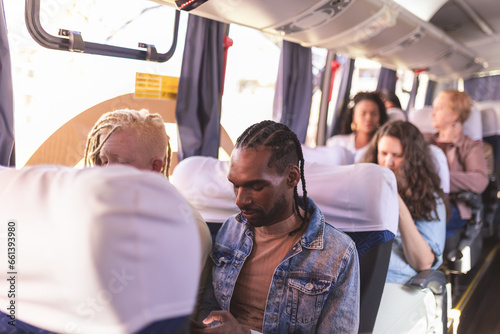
[235,197,325,251]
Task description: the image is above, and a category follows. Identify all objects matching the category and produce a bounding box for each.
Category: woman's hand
[191,311,251,334]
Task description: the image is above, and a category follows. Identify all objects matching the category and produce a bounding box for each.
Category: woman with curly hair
[363,121,447,284]
[327,91,389,157]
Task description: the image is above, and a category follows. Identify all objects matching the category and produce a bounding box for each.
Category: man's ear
[287,165,301,188]
[151,158,164,173]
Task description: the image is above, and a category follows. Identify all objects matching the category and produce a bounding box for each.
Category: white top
[0,165,201,334]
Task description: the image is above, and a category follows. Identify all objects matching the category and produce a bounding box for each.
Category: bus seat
[409,105,483,141]
[462,106,483,141]
[301,144,355,165]
[481,107,498,138]
[373,270,447,334]
[480,107,500,237]
[0,165,201,334]
[301,162,399,334]
[170,156,238,240]
[429,144,450,194]
[408,106,436,135]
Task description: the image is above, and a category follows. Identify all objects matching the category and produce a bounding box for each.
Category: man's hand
[191,311,250,334]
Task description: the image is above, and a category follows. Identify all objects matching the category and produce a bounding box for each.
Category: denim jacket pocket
[285,276,332,326]
[211,248,239,308]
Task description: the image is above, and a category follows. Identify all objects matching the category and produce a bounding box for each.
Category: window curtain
[425,80,436,106]
[330,56,355,137]
[464,75,500,101]
[0,0,14,167]
[376,67,397,92]
[175,15,225,160]
[273,41,313,143]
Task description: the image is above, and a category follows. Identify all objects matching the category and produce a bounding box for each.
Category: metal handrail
[25,0,180,62]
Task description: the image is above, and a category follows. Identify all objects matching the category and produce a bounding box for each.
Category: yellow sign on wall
[134,73,179,100]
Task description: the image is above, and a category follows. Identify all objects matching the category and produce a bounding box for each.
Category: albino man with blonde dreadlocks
[84,109,172,177]
[84,108,212,324]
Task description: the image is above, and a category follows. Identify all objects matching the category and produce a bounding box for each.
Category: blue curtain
[175,15,224,160]
[425,80,436,106]
[405,75,419,113]
[275,41,313,143]
[330,56,355,137]
[464,75,500,101]
[376,67,397,92]
[0,0,14,167]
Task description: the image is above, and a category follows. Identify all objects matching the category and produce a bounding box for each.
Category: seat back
[301,162,399,334]
[171,156,238,240]
[0,165,201,334]
[462,106,483,141]
[301,144,355,165]
[409,105,483,141]
[171,156,238,224]
[429,144,450,194]
[408,106,436,135]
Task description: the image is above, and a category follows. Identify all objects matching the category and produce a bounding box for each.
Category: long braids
[235,120,309,236]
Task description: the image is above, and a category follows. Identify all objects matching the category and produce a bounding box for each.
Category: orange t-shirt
[230,211,303,331]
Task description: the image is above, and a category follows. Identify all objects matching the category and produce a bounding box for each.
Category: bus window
[220,24,280,149]
[350,58,381,95]
[4,0,187,167]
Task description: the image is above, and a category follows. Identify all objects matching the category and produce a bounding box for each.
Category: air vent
[274,0,353,34]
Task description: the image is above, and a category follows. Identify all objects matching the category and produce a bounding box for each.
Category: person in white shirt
[327,91,389,158]
[381,90,407,121]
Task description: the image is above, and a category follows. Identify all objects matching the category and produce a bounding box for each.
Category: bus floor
[448,236,500,334]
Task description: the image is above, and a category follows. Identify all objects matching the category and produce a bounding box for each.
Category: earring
[351,122,357,132]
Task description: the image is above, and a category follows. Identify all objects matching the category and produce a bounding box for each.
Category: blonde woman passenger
[427,90,488,239]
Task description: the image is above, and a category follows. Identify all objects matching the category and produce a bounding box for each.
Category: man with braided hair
[84,109,172,176]
[194,121,359,333]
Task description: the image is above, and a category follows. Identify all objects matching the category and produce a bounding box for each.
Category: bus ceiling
[154,0,497,82]
[24,0,180,62]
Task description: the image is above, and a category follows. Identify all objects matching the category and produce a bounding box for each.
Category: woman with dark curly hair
[327,91,389,158]
[363,121,447,284]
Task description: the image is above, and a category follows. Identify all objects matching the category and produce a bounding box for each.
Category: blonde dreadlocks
[84,109,172,178]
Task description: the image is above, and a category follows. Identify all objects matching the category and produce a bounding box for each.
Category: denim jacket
[198,198,360,333]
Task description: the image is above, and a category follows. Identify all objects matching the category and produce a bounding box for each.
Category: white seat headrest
[171,157,398,235]
[408,106,436,135]
[429,144,450,194]
[301,145,354,165]
[0,165,201,334]
[171,156,238,223]
[474,100,500,133]
[462,106,483,141]
[301,162,399,235]
[409,105,483,141]
[480,107,498,137]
